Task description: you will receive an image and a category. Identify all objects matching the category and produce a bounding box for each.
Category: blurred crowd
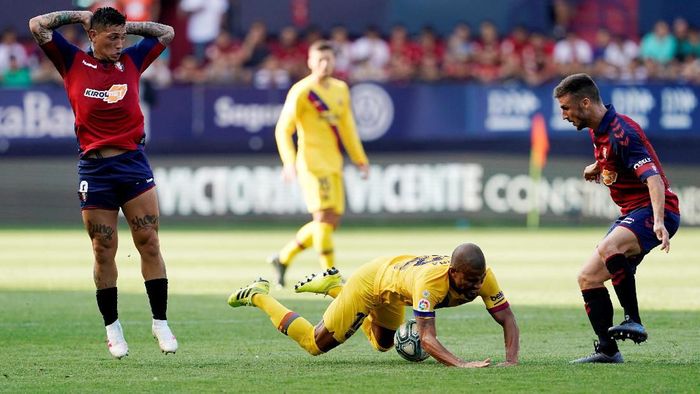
[1,0,699,89]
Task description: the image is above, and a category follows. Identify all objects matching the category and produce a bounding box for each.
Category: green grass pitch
[1,226,699,392]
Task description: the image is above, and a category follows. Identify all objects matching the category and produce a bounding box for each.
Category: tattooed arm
[126,22,175,46]
[28,10,92,45]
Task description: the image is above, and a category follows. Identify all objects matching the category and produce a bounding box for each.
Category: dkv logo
[350,83,394,141]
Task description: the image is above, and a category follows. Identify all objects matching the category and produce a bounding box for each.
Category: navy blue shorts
[77,150,156,210]
[607,205,681,258]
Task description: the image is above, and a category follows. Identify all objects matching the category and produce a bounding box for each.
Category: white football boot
[105,319,129,359]
[152,319,178,354]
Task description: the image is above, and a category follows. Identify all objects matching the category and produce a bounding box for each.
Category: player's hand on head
[460,358,490,368]
[80,11,93,32]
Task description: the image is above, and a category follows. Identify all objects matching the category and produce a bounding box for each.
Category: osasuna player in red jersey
[29,7,176,359]
[554,74,680,364]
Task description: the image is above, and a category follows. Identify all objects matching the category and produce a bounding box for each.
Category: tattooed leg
[82,210,119,289]
[123,188,166,280]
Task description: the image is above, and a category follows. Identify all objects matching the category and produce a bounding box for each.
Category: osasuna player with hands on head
[229,243,519,367]
[269,40,369,288]
[29,7,177,359]
[554,73,681,363]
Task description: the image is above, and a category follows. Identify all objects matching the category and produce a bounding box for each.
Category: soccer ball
[394,319,430,362]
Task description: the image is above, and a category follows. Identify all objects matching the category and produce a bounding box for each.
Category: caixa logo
[660,87,697,129]
[0,91,74,138]
[485,89,540,131]
[350,83,394,141]
[611,88,654,129]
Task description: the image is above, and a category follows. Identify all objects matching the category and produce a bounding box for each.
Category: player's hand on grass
[459,358,490,368]
[583,162,601,183]
[281,164,296,183]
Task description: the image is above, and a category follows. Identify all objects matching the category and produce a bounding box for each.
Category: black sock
[582,287,618,355]
[145,278,168,320]
[605,254,641,324]
[96,287,118,326]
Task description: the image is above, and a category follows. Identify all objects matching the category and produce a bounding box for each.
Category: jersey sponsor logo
[490,291,504,303]
[115,61,124,72]
[84,84,128,104]
[82,59,97,69]
[601,169,618,186]
[633,157,652,170]
[417,298,431,312]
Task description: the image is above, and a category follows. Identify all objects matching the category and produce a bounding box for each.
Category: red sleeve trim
[487,302,510,314]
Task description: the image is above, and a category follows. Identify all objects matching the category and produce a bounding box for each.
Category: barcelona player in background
[554,74,680,363]
[270,40,369,288]
[29,7,177,359]
[229,243,519,367]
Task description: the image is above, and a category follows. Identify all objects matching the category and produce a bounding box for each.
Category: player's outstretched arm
[415,317,491,368]
[126,22,174,45]
[29,11,92,45]
[490,307,520,366]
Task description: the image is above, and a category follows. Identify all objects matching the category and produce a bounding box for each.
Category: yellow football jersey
[374,255,509,318]
[275,75,368,175]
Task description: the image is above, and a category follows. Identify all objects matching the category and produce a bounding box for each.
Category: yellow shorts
[298,171,345,214]
[322,258,405,343]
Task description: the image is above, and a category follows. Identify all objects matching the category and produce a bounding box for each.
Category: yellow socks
[313,222,335,269]
[279,222,314,265]
[252,293,322,355]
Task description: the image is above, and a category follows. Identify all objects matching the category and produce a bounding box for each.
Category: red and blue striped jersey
[589,105,679,215]
[40,31,165,156]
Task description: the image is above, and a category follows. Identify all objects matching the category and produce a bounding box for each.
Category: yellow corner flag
[527,113,549,228]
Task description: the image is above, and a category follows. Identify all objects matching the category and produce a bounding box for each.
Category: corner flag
[527,113,549,228]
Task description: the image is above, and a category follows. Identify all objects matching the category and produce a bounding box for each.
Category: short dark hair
[90,7,126,30]
[553,73,602,103]
[450,243,486,272]
[309,40,334,54]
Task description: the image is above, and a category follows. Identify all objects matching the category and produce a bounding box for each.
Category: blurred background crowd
[1,0,699,90]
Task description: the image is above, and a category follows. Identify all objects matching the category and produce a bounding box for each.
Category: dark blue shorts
[77,150,155,210]
[607,205,681,258]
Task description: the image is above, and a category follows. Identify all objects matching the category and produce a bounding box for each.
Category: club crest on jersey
[84,84,128,104]
[601,169,618,186]
[115,61,124,72]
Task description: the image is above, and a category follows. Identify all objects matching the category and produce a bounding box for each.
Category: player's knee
[91,238,116,261]
[596,241,623,261]
[133,231,161,257]
[577,265,598,288]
